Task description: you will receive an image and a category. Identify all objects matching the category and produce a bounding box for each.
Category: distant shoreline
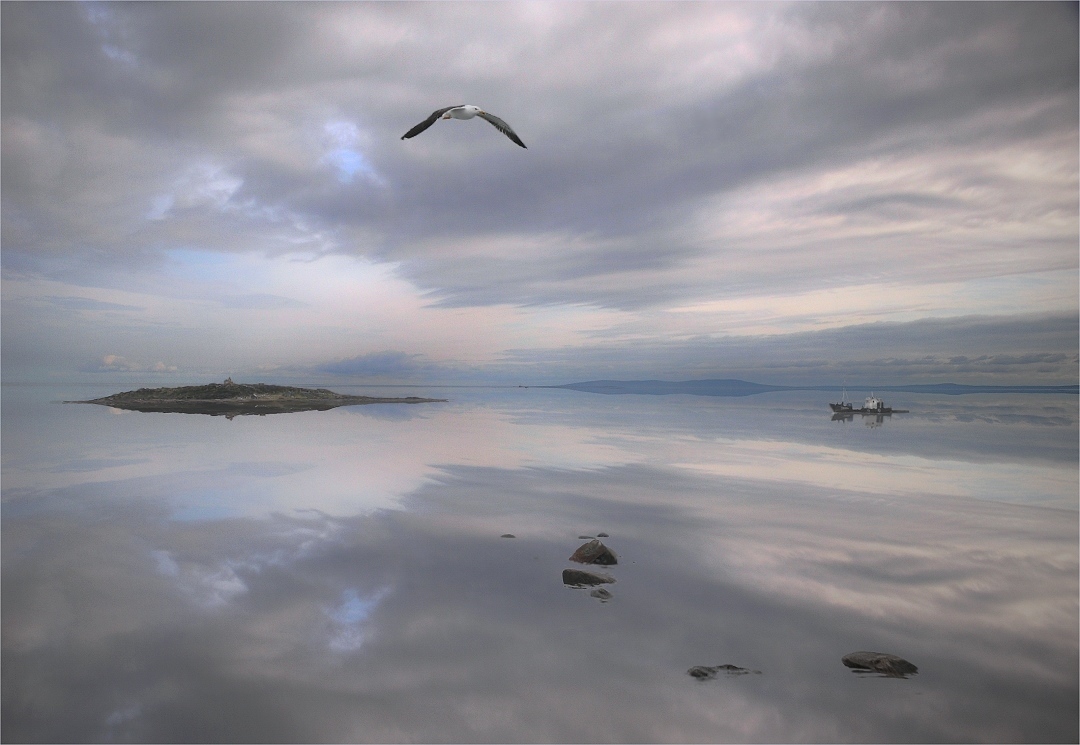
[548,379,1079,397]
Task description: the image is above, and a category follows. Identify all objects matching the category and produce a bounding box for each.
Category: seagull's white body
[401,104,527,148]
[444,105,482,121]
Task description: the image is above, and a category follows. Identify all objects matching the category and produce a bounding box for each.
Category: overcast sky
[3,1,1077,386]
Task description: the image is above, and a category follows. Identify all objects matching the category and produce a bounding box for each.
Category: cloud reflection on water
[4,461,1076,742]
[5,389,1076,518]
[2,387,1077,742]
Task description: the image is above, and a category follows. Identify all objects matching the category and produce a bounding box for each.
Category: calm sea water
[2,384,1077,743]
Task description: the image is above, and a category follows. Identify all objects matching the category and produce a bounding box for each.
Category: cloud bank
[2,2,1076,383]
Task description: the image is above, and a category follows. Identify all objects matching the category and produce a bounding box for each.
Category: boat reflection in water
[830,393,908,426]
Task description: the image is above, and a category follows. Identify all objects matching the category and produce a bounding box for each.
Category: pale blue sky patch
[330,588,384,625]
[325,148,369,183]
[320,120,382,184]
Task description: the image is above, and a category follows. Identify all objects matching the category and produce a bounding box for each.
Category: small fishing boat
[830,393,908,415]
[857,394,907,414]
[829,388,854,413]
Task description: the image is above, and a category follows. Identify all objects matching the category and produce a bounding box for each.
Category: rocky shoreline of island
[65,379,447,416]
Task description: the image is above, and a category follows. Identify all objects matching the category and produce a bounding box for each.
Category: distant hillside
[550,379,1078,397]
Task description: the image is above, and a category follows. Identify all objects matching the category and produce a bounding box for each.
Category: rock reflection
[688,664,762,679]
[562,568,615,586]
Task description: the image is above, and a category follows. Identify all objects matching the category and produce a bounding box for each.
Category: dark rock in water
[577,535,594,539]
[562,568,615,586]
[842,651,918,678]
[688,664,761,679]
[597,532,609,538]
[589,588,613,601]
[500,534,515,538]
[569,539,618,565]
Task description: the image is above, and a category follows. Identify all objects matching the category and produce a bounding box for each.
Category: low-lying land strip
[66,380,447,416]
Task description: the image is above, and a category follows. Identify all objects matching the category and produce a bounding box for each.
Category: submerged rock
[500,534,515,538]
[562,568,615,586]
[569,539,618,565]
[842,651,918,678]
[597,532,609,538]
[688,664,761,679]
[589,588,613,601]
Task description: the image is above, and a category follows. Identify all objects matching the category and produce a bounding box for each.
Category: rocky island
[66,379,447,417]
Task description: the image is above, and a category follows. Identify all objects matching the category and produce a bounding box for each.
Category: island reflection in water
[2,386,1077,743]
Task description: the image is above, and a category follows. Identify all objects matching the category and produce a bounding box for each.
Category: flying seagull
[401,105,526,148]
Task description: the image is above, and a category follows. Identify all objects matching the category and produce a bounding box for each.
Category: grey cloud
[4,3,1075,310]
[215,293,307,310]
[48,457,151,474]
[357,3,1077,306]
[817,192,967,218]
[77,354,178,373]
[44,296,144,312]
[397,235,705,309]
[949,352,1070,367]
[501,313,1080,386]
[315,350,429,378]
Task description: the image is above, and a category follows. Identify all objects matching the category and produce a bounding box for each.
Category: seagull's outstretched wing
[401,105,464,140]
[477,111,527,148]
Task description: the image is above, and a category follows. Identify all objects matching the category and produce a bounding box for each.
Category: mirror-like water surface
[3,384,1077,743]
